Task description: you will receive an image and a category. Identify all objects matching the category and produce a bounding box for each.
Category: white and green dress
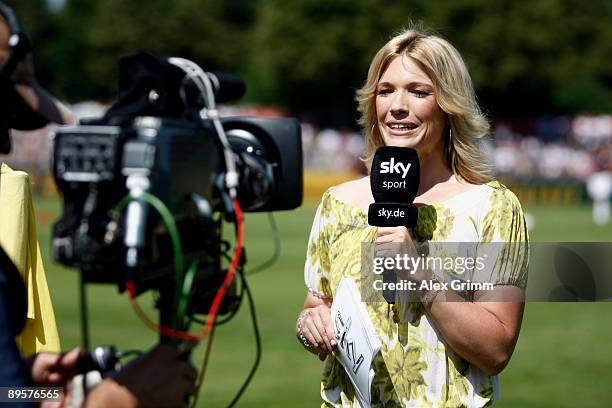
[304,181,529,407]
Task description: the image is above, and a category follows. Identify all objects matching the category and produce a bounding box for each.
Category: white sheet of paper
[331,277,382,408]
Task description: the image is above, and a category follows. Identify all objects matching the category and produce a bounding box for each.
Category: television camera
[50,51,302,356]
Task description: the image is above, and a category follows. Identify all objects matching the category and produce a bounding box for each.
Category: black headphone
[0,2,33,154]
[0,2,31,82]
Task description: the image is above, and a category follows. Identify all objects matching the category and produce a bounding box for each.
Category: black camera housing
[51,114,302,305]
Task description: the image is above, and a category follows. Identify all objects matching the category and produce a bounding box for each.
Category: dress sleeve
[477,184,529,289]
[304,192,333,298]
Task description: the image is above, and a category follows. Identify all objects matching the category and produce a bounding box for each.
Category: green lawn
[33,196,612,407]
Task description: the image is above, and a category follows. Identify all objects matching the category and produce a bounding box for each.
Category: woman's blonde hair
[356,27,493,184]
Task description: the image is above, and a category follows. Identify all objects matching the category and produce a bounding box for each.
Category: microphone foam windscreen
[207,72,246,103]
[370,146,420,203]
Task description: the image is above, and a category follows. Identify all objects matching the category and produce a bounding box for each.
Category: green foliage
[81,0,259,100]
[6,0,612,124]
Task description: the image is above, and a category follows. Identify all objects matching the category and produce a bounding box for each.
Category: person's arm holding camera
[10,53,74,126]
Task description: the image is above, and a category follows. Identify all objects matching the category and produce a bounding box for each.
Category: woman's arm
[296,292,337,359]
[423,289,524,376]
[376,226,524,376]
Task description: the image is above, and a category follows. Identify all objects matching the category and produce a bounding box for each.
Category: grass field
[32,195,612,407]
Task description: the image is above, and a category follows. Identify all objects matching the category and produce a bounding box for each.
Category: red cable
[125,197,244,341]
[203,197,244,335]
[126,281,199,340]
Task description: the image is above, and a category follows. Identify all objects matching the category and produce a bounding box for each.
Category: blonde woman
[296,28,528,407]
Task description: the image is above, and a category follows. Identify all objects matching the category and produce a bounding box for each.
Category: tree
[422,0,612,114]
[6,0,611,120]
[250,0,416,126]
[251,0,612,124]
[80,0,259,101]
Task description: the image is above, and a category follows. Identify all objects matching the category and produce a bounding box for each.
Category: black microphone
[368,202,418,228]
[368,146,420,228]
[368,146,420,303]
[206,72,246,103]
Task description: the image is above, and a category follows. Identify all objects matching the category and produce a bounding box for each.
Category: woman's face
[375,55,447,157]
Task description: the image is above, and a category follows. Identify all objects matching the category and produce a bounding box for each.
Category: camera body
[51,113,302,311]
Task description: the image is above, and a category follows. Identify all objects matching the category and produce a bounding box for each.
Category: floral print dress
[304,181,529,407]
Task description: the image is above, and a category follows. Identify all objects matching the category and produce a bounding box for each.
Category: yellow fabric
[0,163,61,356]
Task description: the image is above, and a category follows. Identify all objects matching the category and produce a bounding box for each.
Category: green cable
[115,192,185,328]
[178,259,199,331]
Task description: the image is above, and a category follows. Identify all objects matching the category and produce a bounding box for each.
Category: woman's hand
[297,298,337,360]
[375,226,415,250]
[374,226,431,285]
[375,226,417,267]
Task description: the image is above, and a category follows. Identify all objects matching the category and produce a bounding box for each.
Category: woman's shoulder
[483,180,523,208]
[448,179,520,204]
[329,176,368,199]
[432,179,523,222]
[327,176,372,211]
[478,180,528,242]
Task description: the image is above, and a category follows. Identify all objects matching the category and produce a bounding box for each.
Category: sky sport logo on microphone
[370,146,419,203]
[380,157,411,189]
[380,157,412,178]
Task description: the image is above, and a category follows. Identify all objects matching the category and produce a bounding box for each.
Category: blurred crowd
[489,115,611,182]
[2,104,611,185]
[304,114,612,182]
